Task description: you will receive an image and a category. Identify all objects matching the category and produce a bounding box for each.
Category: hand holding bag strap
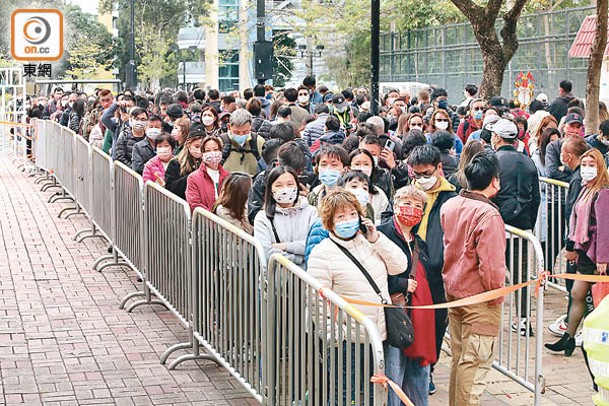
[330,239,386,303]
[409,239,420,279]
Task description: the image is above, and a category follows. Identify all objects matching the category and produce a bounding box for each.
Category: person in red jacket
[186,136,230,212]
[456,99,486,144]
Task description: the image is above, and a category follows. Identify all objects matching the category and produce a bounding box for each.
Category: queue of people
[25,77,609,405]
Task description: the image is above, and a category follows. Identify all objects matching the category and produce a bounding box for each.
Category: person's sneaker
[548,314,568,337]
[428,376,437,395]
[575,331,583,347]
[511,318,534,337]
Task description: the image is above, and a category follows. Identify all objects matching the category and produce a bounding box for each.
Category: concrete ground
[0,157,595,405]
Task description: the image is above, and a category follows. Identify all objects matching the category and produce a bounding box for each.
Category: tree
[272,31,296,87]
[65,42,112,79]
[449,0,528,99]
[585,0,608,135]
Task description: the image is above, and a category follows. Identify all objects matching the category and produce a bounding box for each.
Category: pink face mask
[203,151,222,165]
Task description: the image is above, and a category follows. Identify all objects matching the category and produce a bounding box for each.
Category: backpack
[220,133,261,163]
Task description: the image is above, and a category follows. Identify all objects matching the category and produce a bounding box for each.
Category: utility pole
[127,0,136,89]
[370,0,380,115]
[254,0,273,84]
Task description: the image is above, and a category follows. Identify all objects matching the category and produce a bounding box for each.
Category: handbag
[330,239,414,349]
[391,239,419,307]
[592,281,609,308]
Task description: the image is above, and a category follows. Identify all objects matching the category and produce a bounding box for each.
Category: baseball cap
[487,118,518,139]
[489,96,508,108]
[482,114,500,130]
[536,93,548,103]
[332,94,346,110]
[166,103,184,119]
[564,113,583,125]
[188,123,206,138]
[360,101,371,112]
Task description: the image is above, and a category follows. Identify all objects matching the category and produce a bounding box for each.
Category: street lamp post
[126,0,136,89]
[298,44,324,77]
[370,0,380,115]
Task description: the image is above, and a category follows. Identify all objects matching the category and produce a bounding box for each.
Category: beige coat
[307,232,408,340]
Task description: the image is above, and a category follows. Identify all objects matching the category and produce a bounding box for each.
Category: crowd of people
[24,77,609,405]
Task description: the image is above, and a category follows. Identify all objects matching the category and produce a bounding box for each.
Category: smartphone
[385,139,396,152]
[359,217,368,237]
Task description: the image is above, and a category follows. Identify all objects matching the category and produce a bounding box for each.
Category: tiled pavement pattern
[0,157,596,405]
[0,159,257,405]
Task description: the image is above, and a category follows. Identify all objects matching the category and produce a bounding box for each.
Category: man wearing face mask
[132,115,163,174]
[297,86,312,114]
[441,151,506,406]
[43,87,63,120]
[585,119,609,167]
[284,87,309,127]
[456,99,486,144]
[489,118,540,336]
[545,112,584,182]
[115,108,149,167]
[331,94,354,134]
[406,144,457,395]
[219,108,265,176]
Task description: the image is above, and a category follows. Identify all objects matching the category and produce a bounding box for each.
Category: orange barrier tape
[371,374,414,406]
[0,120,33,128]
[339,271,609,310]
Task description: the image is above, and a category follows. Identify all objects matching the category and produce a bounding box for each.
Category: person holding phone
[308,189,408,404]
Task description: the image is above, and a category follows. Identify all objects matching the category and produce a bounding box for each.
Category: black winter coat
[164,159,194,200]
[115,127,145,167]
[493,145,541,230]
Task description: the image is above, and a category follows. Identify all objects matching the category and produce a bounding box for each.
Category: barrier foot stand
[75,224,108,243]
[118,291,145,309]
[34,172,50,184]
[94,250,131,272]
[64,206,87,219]
[41,181,61,192]
[160,342,192,365]
[49,191,74,203]
[124,284,168,313]
[167,338,221,370]
[58,204,82,219]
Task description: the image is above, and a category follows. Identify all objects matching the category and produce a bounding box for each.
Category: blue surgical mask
[438,100,448,110]
[473,110,483,121]
[230,133,249,145]
[319,169,341,187]
[334,218,360,239]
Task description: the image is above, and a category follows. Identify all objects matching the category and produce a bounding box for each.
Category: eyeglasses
[435,119,449,122]
[472,107,484,111]
[410,123,423,127]
[412,168,437,179]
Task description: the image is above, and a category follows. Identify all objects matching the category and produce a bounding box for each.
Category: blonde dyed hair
[394,185,428,207]
[319,189,365,232]
[580,149,609,199]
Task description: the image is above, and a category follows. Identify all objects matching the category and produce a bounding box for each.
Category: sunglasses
[435,119,449,122]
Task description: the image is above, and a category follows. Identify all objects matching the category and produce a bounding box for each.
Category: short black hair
[315,144,349,167]
[208,89,220,100]
[222,95,235,104]
[407,145,441,167]
[277,105,292,119]
[315,104,329,114]
[599,119,609,137]
[303,76,316,88]
[174,90,188,103]
[193,88,206,101]
[402,129,427,158]
[270,122,296,143]
[464,84,478,96]
[361,134,382,148]
[529,100,545,114]
[431,131,455,152]
[338,170,376,195]
[253,84,265,97]
[284,88,298,103]
[136,96,149,109]
[515,116,528,132]
[154,132,177,149]
[560,80,573,93]
[354,123,376,139]
[262,138,282,165]
[431,88,448,100]
[278,141,307,172]
[465,151,499,191]
[325,116,341,132]
[342,89,354,100]
[264,166,300,218]
[243,88,254,100]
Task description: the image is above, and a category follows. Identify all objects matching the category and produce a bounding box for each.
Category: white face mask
[298,95,309,104]
[350,188,370,207]
[580,166,598,182]
[373,156,379,166]
[435,120,449,130]
[202,116,215,126]
[156,146,172,160]
[351,165,372,177]
[417,175,438,191]
[273,187,298,205]
[146,127,161,139]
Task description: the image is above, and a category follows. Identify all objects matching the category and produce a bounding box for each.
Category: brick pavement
[0,157,597,406]
[0,159,257,405]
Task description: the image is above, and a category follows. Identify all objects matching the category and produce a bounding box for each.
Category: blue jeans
[328,343,375,405]
[385,345,430,406]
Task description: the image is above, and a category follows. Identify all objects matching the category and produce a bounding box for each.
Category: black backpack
[220,133,261,163]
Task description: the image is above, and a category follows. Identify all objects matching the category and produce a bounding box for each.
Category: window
[219,50,239,92]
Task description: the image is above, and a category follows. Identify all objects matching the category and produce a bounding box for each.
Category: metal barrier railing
[89,147,113,240]
[536,177,569,293]
[498,225,546,404]
[266,254,387,406]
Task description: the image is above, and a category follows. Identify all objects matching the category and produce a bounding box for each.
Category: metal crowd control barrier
[183,208,266,397]
[266,254,387,406]
[497,225,545,405]
[536,177,569,293]
[49,126,77,205]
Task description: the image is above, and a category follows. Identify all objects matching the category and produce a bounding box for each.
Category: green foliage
[272,30,296,87]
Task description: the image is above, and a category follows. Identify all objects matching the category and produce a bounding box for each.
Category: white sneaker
[548,314,568,337]
[575,331,583,347]
[511,318,534,337]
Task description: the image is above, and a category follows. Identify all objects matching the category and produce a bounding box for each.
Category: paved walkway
[0,158,256,405]
[0,157,597,405]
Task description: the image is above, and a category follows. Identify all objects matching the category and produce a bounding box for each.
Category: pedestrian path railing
[500,225,546,404]
[21,119,389,405]
[535,177,569,293]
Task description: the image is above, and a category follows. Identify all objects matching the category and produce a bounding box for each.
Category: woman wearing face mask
[171,117,191,154]
[115,107,149,167]
[545,149,609,356]
[201,106,221,138]
[164,134,204,199]
[307,189,408,403]
[142,133,176,186]
[378,186,436,406]
[213,172,254,234]
[186,136,230,212]
[427,110,464,157]
[254,166,318,267]
[456,99,486,144]
[348,148,393,206]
